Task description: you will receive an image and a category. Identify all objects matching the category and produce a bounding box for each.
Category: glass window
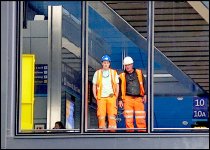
[153,1,209,133]
[18,1,208,135]
[19,1,82,133]
[87,1,148,133]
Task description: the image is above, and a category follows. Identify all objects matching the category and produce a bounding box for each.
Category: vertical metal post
[47,5,52,130]
[47,6,62,129]
[17,1,22,134]
[81,1,88,133]
[147,1,154,132]
[3,0,19,137]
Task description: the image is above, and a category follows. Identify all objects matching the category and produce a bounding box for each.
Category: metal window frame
[13,1,209,137]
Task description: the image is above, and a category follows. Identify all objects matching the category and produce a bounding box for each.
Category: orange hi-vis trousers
[123,95,146,132]
[96,95,117,130]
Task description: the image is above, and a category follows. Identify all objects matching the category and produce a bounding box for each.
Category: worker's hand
[142,95,147,103]
[118,100,123,108]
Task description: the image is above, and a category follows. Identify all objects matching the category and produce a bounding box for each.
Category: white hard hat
[123,56,134,65]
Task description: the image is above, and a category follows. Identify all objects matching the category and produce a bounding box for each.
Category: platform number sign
[193,97,208,120]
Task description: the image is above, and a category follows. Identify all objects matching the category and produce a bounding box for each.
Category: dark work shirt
[126,71,140,96]
[118,68,147,100]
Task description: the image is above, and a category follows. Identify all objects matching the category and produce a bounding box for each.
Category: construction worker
[92,54,119,132]
[118,56,147,132]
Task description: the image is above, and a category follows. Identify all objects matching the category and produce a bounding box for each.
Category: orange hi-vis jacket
[96,68,118,99]
[119,69,145,100]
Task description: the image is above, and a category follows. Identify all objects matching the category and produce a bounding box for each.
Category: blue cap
[101,55,111,62]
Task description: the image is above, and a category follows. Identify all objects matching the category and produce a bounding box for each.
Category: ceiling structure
[105,1,209,94]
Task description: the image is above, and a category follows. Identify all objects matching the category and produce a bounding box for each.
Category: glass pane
[61,6,82,132]
[87,1,148,133]
[20,1,82,133]
[153,1,209,133]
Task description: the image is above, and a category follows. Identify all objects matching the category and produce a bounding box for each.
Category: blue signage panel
[192,96,208,120]
[61,62,81,99]
[34,64,48,97]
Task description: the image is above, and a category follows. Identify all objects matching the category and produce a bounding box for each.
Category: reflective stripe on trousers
[97,96,117,129]
[123,96,146,130]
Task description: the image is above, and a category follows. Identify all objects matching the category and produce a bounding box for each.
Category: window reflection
[153,1,209,132]
[87,1,148,133]
[20,1,208,134]
[21,1,82,133]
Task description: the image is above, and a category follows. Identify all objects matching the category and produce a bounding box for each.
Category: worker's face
[124,63,133,72]
[102,61,110,70]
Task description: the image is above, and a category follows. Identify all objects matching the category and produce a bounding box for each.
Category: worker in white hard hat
[92,54,119,132]
[118,56,147,132]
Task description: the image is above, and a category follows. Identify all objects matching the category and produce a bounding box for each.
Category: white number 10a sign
[193,97,208,119]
